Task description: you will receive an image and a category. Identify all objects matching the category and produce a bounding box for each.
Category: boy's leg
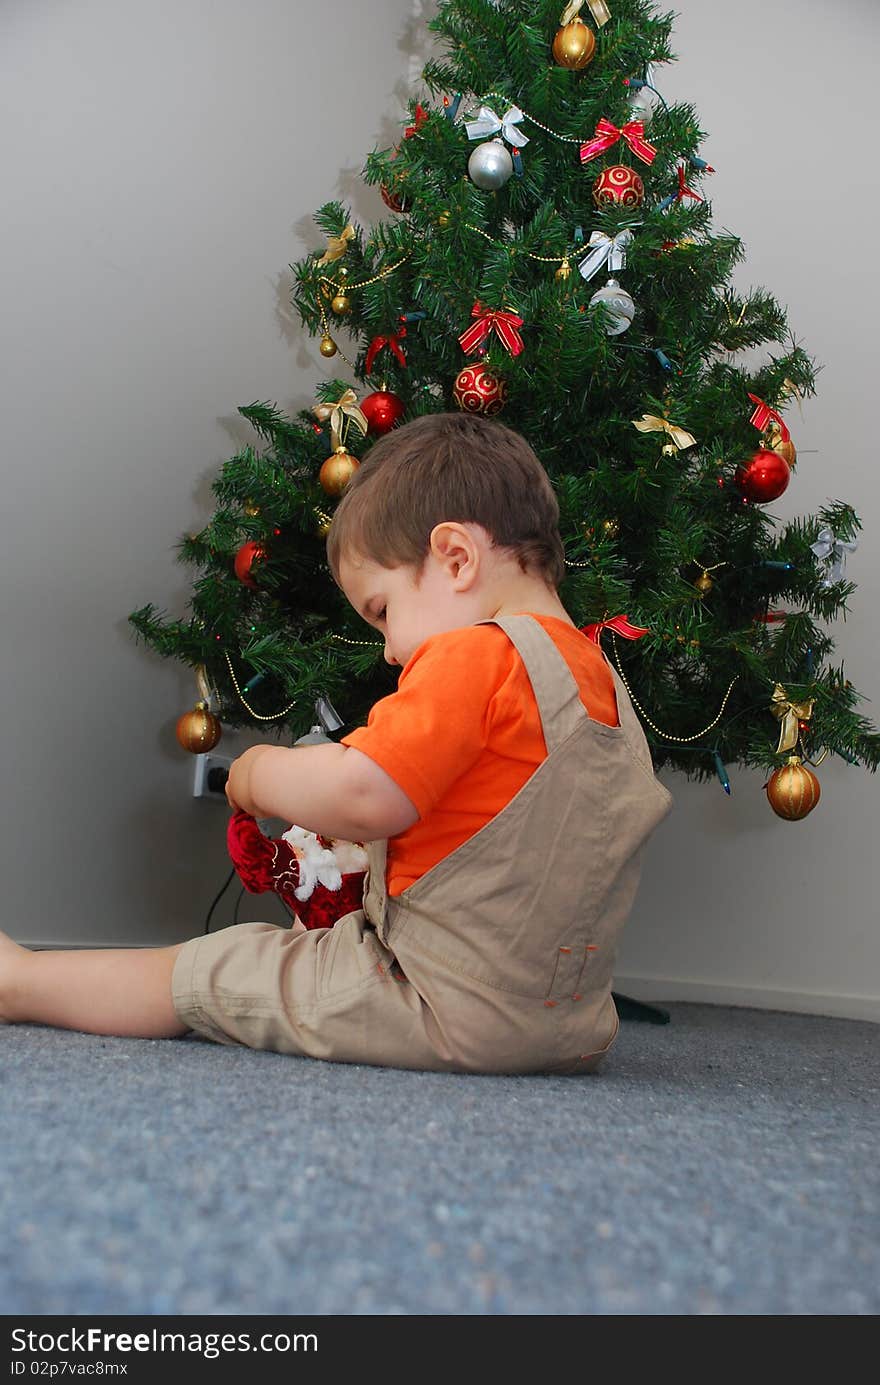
[0,928,190,1039]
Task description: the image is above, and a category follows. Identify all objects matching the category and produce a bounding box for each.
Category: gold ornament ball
[602,518,619,538]
[319,335,337,358]
[552,19,596,70]
[316,516,332,538]
[767,424,797,469]
[176,701,222,754]
[765,756,821,820]
[319,449,359,496]
[694,571,714,595]
[243,499,260,517]
[331,293,352,315]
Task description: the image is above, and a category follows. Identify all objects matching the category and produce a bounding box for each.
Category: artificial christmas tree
[130,0,879,816]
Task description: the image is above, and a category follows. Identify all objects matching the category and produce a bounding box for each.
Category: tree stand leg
[612,992,670,1024]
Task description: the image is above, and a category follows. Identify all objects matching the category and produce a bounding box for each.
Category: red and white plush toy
[227,811,368,930]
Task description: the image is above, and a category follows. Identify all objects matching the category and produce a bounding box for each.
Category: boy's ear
[428,522,481,584]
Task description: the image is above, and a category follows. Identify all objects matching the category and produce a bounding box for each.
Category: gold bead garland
[329,633,384,647]
[317,254,410,300]
[479,90,584,147]
[314,254,411,371]
[694,560,726,594]
[610,631,740,743]
[317,302,356,370]
[223,651,297,721]
[458,217,583,278]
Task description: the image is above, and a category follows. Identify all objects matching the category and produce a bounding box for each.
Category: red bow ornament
[579,117,657,166]
[580,613,651,645]
[674,162,703,204]
[459,302,525,357]
[365,323,408,375]
[747,393,791,444]
[404,103,428,139]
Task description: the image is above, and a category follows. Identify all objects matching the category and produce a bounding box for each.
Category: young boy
[0,413,673,1073]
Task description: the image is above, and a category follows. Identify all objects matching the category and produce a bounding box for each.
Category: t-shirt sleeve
[340,625,512,819]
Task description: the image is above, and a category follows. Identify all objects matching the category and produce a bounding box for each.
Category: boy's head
[327,412,566,666]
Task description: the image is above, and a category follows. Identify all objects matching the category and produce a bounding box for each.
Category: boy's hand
[225,746,273,817]
[222,741,419,841]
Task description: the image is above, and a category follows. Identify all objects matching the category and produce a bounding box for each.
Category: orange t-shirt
[340,614,620,897]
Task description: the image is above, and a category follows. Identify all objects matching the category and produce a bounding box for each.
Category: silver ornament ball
[588,278,636,335]
[626,85,657,126]
[468,138,513,191]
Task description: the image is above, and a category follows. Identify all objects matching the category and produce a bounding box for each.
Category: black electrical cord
[203,866,236,935]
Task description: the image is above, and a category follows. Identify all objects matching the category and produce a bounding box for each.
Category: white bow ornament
[578,228,636,281]
[810,527,858,588]
[465,104,529,148]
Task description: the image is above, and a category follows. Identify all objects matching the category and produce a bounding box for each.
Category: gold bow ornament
[770,683,815,754]
[195,664,218,711]
[561,0,612,24]
[317,224,355,267]
[632,413,697,455]
[312,389,369,452]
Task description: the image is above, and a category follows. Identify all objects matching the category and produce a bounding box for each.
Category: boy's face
[338,541,478,669]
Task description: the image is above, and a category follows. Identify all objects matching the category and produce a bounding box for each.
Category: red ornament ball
[593,164,645,209]
[734,449,791,503]
[381,183,408,213]
[361,390,405,435]
[234,540,267,589]
[452,364,508,416]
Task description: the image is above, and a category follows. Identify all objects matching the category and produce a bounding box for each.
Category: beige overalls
[171,614,674,1074]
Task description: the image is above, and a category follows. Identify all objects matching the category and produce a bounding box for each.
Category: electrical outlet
[193,752,234,799]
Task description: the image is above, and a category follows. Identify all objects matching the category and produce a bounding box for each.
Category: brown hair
[326,412,565,588]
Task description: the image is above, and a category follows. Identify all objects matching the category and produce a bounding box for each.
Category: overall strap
[597,651,658,774]
[479,615,592,754]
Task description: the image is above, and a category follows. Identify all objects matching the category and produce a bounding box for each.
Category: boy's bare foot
[0,928,29,1023]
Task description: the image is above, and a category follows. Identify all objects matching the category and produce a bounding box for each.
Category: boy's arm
[225,742,419,842]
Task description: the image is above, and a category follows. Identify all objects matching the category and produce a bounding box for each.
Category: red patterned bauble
[234,540,268,589]
[176,702,222,754]
[593,164,645,208]
[361,390,405,435]
[380,182,409,213]
[734,449,791,503]
[765,756,821,820]
[452,364,508,416]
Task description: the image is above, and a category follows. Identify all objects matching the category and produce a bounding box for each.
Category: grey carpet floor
[1,1002,877,1316]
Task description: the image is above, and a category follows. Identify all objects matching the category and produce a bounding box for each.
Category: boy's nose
[383,643,399,666]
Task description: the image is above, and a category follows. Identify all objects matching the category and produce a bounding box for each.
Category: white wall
[614,0,880,1020]
[2,1,877,1019]
[0,0,427,946]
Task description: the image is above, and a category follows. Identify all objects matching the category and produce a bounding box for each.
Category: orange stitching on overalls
[571,942,597,998]
[544,947,564,1001]
[544,999,558,1008]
